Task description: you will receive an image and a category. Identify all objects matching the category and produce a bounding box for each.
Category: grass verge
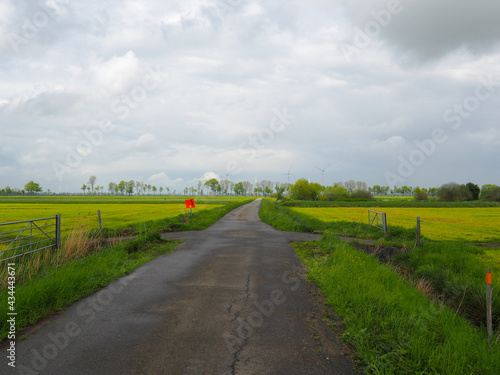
[293,236,500,374]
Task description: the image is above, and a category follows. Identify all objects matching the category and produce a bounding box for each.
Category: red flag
[185,199,195,209]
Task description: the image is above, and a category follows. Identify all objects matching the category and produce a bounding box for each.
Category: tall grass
[293,235,500,374]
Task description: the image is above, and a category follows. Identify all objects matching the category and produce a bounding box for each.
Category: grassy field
[0,196,249,236]
[291,207,500,243]
[0,202,223,234]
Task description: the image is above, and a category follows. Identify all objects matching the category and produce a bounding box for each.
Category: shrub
[413,187,428,201]
[481,184,500,201]
[320,185,349,201]
[290,179,323,201]
[350,188,373,200]
[438,182,472,202]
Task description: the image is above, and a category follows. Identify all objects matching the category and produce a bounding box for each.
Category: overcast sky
[1,0,499,193]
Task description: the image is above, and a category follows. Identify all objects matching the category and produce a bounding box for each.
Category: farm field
[0,196,230,235]
[291,207,500,243]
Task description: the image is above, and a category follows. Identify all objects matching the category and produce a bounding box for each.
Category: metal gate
[368,210,387,233]
[0,215,61,262]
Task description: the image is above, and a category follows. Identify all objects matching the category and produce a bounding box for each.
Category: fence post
[382,213,387,233]
[486,269,492,349]
[416,217,421,247]
[55,214,61,249]
[98,210,102,231]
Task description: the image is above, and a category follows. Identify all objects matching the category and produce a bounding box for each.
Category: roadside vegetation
[260,199,500,374]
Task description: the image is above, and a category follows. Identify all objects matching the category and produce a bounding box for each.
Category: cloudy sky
[1,0,499,193]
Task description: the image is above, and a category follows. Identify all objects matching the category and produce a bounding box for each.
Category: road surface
[7,199,355,375]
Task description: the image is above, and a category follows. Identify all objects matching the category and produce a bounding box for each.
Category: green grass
[292,236,500,374]
[0,233,180,342]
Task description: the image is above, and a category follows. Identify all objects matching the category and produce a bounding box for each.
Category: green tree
[480,184,500,201]
[205,178,221,195]
[234,182,245,196]
[25,181,42,195]
[466,182,480,200]
[81,184,87,195]
[127,180,135,195]
[290,179,323,200]
[118,181,127,195]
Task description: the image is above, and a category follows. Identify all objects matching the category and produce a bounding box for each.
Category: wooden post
[97,210,102,231]
[416,217,421,247]
[382,213,387,233]
[486,269,492,349]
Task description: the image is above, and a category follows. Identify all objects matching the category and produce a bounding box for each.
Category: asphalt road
[7,199,355,375]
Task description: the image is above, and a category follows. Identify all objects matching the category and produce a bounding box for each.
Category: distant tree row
[285,180,500,202]
[1,178,499,202]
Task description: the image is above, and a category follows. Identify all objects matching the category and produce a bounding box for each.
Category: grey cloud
[338,0,500,62]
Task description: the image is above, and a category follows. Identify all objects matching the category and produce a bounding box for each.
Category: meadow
[0,195,245,236]
[291,207,500,243]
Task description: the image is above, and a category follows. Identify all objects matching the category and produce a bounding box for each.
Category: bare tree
[344,180,356,193]
[88,176,97,194]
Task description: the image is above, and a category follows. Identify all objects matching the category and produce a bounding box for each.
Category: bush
[413,187,428,201]
[320,185,350,201]
[481,184,500,201]
[290,179,323,201]
[350,188,373,200]
[438,183,472,202]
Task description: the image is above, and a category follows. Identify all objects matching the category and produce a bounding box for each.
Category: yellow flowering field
[291,207,500,243]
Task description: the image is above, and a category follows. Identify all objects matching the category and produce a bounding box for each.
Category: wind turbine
[315,164,329,185]
[218,169,231,181]
[281,166,292,184]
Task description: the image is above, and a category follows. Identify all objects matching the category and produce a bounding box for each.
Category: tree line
[1,178,499,202]
[287,179,500,202]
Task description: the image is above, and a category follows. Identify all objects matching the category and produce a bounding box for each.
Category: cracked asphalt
[8,199,355,375]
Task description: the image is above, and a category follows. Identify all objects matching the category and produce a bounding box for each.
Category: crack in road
[229,274,251,374]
